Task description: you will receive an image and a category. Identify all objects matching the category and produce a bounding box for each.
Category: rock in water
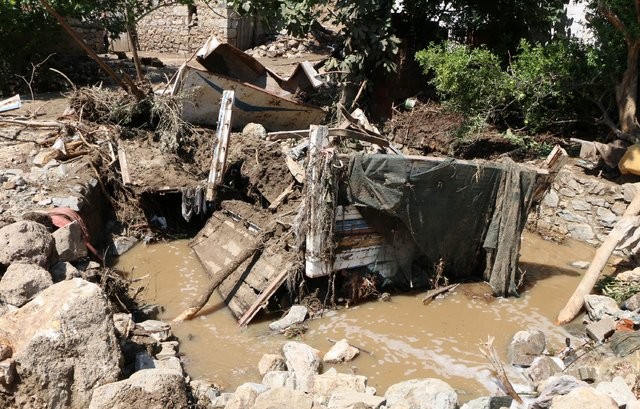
[384,378,458,409]
[508,330,546,367]
[269,305,308,331]
[323,339,360,363]
[0,220,56,268]
[89,369,188,409]
[0,278,121,409]
[0,263,53,307]
[282,341,321,392]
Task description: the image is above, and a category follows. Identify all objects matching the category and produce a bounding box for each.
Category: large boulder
[550,386,617,409]
[584,295,620,321]
[283,341,321,392]
[0,220,56,268]
[0,278,121,409]
[313,368,368,396]
[508,330,546,367]
[224,382,269,409]
[384,378,457,409]
[0,263,53,306]
[89,369,188,409]
[532,375,588,409]
[258,353,287,376]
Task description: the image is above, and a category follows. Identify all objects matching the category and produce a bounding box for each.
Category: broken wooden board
[190,206,290,322]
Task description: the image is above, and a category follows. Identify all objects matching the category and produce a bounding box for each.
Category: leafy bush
[416,40,601,133]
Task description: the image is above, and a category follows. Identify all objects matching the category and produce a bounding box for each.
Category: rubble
[0,262,53,306]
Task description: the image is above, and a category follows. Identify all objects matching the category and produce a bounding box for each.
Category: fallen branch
[0,119,65,128]
[422,283,459,305]
[557,191,640,324]
[479,336,523,404]
[173,223,277,322]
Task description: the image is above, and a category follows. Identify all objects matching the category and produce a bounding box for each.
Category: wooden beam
[206,90,234,201]
[118,147,131,185]
[39,0,144,100]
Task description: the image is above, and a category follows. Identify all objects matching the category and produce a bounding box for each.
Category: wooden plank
[268,181,296,210]
[238,269,289,327]
[117,147,131,185]
[206,90,234,201]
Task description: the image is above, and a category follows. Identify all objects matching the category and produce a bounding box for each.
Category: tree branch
[599,2,633,45]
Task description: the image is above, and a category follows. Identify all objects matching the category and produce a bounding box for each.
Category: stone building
[135,0,255,53]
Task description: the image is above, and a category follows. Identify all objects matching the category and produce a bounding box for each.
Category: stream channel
[115,231,595,401]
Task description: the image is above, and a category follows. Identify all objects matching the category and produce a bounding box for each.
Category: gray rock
[52,196,83,212]
[283,341,321,392]
[558,210,587,223]
[136,320,172,342]
[324,339,360,363]
[596,207,618,227]
[595,376,637,407]
[526,356,563,387]
[611,201,627,216]
[253,387,315,409]
[542,190,560,208]
[624,293,640,311]
[532,375,587,409]
[508,330,546,367]
[559,188,576,198]
[210,392,233,408]
[566,366,597,383]
[242,122,267,139]
[225,382,269,409]
[549,386,617,409]
[460,396,513,409]
[617,267,640,282]
[189,379,220,407]
[89,368,188,409]
[327,390,385,409]
[584,295,620,320]
[568,224,595,241]
[570,199,590,211]
[585,316,616,342]
[156,341,179,360]
[50,261,81,282]
[0,279,121,409]
[258,353,287,376]
[270,305,308,331]
[111,236,138,256]
[313,368,368,395]
[153,356,183,375]
[52,221,87,262]
[0,262,53,307]
[384,378,457,409]
[624,183,640,203]
[0,220,56,268]
[262,370,296,389]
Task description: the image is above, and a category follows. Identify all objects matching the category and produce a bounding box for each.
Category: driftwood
[557,191,640,324]
[173,223,276,322]
[422,283,459,305]
[479,336,523,404]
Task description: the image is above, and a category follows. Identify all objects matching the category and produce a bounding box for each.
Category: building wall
[136,0,255,53]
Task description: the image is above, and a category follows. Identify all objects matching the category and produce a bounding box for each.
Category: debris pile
[244,31,329,59]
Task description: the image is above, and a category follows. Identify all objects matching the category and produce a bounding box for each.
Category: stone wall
[73,22,105,53]
[531,162,638,245]
[136,0,254,53]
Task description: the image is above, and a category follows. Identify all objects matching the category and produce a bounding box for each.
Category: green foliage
[416,39,603,133]
[415,42,510,121]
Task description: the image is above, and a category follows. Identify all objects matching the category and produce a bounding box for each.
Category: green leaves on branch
[416,40,603,132]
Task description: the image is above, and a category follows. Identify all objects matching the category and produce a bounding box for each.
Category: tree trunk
[127,24,144,83]
[617,42,640,136]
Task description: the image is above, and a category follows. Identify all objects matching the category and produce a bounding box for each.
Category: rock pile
[244,32,327,59]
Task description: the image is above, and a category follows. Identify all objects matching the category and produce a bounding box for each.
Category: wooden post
[206,90,234,201]
[39,0,144,100]
[117,148,131,185]
[127,24,144,82]
[557,192,640,324]
[305,125,331,278]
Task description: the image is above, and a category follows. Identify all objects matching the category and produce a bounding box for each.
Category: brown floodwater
[115,231,595,401]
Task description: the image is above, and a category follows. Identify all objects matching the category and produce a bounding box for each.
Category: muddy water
[115,232,594,400]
